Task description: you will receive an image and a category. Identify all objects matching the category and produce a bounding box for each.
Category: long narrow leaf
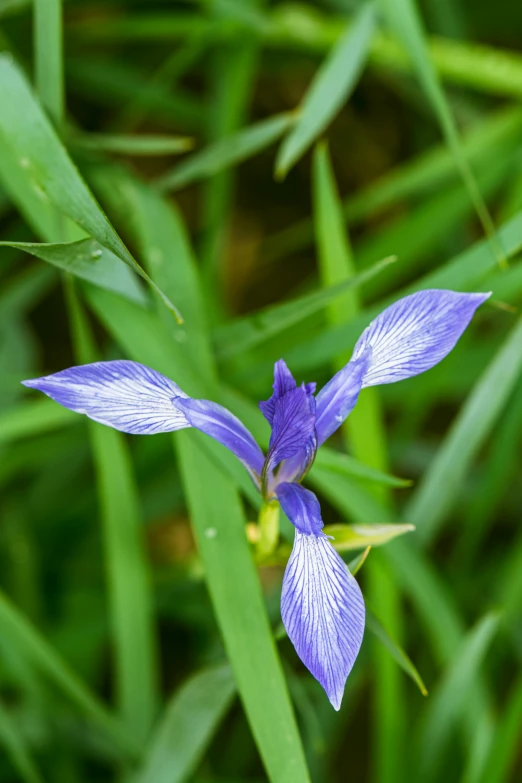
[134,665,235,783]
[275,3,376,176]
[156,112,295,192]
[405,318,522,545]
[0,55,181,318]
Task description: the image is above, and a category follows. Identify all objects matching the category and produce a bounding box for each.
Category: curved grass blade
[0,589,138,760]
[377,0,502,263]
[134,664,235,783]
[155,112,295,192]
[0,697,43,783]
[282,207,522,374]
[265,107,522,262]
[275,3,376,177]
[177,432,311,783]
[315,447,412,488]
[0,239,146,304]
[405,318,522,546]
[417,612,500,783]
[214,254,396,359]
[366,608,428,696]
[0,399,76,445]
[0,54,181,319]
[476,673,522,783]
[72,133,193,156]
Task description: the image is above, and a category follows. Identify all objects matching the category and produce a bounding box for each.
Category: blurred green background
[1,0,522,781]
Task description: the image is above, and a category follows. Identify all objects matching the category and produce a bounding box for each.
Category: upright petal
[314,352,370,446]
[259,359,296,424]
[173,397,265,479]
[22,360,189,435]
[265,385,316,473]
[353,289,491,387]
[260,358,316,425]
[282,530,365,710]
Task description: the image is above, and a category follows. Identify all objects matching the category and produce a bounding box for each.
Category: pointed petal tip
[329,692,343,711]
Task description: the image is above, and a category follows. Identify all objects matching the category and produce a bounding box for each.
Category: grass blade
[72,133,194,156]
[417,612,500,782]
[0,589,138,759]
[0,54,181,319]
[155,112,295,192]
[477,673,522,783]
[0,399,76,445]
[0,239,146,304]
[134,664,235,783]
[314,447,412,488]
[214,254,395,359]
[177,432,310,783]
[405,318,522,546]
[0,697,43,783]
[377,0,501,261]
[91,423,159,743]
[366,609,428,696]
[275,3,376,177]
[33,0,63,126]
[65,283,159,745]
[264,107,522,263]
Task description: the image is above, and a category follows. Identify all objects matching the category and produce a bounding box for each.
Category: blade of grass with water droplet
[0,54,181,319]
[0,239,145,303]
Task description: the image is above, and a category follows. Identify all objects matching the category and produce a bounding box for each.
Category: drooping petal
[173,397,265,479]
[265,385,316,473]
[314,352,370,446]
[282,530,365,710]
[275,482,324,535]
[22,360,190,435]
[353,289,491,387]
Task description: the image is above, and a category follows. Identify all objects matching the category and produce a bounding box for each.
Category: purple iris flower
[22,289,489,709]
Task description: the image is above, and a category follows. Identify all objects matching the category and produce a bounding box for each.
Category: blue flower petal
[275,482,324,534]
[22,360,190,435]
[265,385,316,473]
[282,530,365,710]
[173,396,265,479]
[259,359,297,424]
[314,352,370,447]
[354,289,491,387]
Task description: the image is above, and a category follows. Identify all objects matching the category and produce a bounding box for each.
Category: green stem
[257,500,280,559]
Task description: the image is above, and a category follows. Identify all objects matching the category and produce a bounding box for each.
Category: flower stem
[256,500,280,559]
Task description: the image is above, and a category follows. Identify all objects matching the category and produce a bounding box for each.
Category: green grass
[1,1,522,781]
